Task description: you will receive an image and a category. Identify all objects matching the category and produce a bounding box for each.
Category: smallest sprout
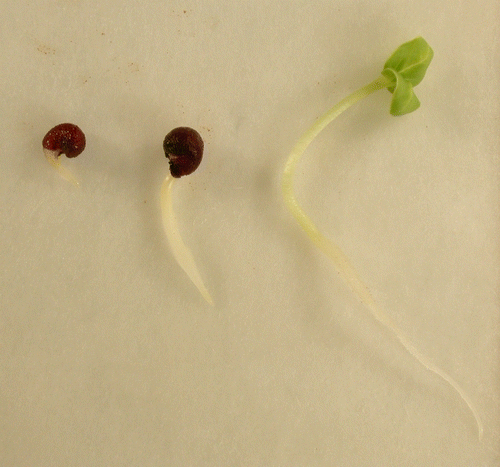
[42,123,86,186]
[161,127,213,305]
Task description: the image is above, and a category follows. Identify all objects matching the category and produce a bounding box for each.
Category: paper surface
[0,1,498,465]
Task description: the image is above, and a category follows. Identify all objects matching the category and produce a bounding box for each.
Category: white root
[44,149,80,187]
[160,174,214,306]
[282,84,483,439]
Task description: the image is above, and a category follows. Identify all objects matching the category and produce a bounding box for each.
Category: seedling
[161,127,213,305]
[42,123,86,186]
[282,37,483,439]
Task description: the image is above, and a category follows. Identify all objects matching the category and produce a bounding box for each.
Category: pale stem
[44,149,80,187]
[282,76,483,439]
[161,174,214,306]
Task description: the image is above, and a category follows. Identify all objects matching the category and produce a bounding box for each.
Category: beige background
[0,1,498,465]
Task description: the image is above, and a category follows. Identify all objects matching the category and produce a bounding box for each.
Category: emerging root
[161,174,214,306]
[44,149,80,187]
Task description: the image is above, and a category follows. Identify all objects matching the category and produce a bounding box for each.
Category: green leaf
[381,37,433,115]
[383,36,434,86]
[381,69,421,116]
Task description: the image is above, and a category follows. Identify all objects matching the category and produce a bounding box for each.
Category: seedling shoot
[161,127,213,306]
[282,37,483,439]
[42,123,86,186]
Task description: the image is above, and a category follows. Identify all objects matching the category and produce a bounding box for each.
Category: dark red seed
[42,123,86,158]
[163,127,204,178]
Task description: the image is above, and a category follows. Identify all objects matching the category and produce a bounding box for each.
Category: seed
[42,123,85,186]
[42,123,86,159]
[163,127,203,178]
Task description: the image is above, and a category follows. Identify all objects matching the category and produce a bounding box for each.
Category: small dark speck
[37,44,56,55]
